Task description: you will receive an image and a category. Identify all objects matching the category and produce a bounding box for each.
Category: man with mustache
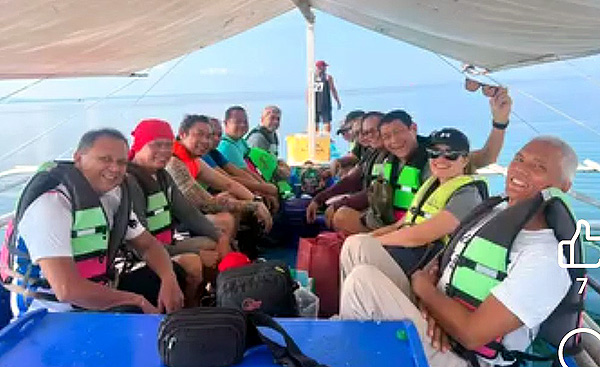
[4,129,185,316]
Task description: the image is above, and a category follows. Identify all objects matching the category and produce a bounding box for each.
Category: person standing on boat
[331,89,512,234]
[2,129,187,316]
[314,60,341,133]
[340,137,578,367]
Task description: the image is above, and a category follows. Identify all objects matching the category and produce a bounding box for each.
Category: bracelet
[493,120,509,130]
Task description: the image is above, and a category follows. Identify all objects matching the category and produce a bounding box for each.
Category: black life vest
[246,126,279,156]
[439,188,584,364]
[1,161,130,302]
[126,163,174,245]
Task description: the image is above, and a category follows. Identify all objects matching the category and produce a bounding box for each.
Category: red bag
[296,232,346,317]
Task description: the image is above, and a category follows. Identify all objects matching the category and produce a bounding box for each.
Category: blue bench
[0,309,430,367]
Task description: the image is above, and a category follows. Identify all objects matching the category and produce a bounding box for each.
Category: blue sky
[0,9,599,101]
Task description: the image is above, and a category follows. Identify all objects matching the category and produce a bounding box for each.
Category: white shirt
[11,184,145,315]
[438,204,572,366]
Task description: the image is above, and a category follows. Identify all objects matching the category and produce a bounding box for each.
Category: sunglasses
[426,148,467,161]
[465,78,500,97]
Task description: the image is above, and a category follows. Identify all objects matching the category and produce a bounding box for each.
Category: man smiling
[340,136,578,367]
[4,129,185,316]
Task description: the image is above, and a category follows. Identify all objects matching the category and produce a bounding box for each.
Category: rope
[133,54,190,105]
[0,78,140,165]
[0,79,44,103]
[559,57,600,90]
[434,54,541,134]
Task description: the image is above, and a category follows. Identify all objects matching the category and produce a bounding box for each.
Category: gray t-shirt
[444,184,484,222]
[246,129,278,156]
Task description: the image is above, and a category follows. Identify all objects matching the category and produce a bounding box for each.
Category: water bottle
[294,287,319,318]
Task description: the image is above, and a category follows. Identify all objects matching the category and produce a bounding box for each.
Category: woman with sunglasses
[341,128,488,277]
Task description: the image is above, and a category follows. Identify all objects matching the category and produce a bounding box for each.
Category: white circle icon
[558,328,600,367]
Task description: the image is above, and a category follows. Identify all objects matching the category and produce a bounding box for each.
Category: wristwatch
[493,120,509,130]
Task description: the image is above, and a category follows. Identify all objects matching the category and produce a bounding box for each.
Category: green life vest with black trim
[403,176,489,245]
[379,159,422,213]
[245,146,293,199]
[246,126,279,156]
[1,161,130,301]
[439,188,584,363]
[127,163,173,245]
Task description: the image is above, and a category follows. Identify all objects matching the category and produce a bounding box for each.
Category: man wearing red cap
[315,60,341,133]
[127,119,236,303]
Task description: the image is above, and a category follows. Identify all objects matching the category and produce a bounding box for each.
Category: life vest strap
[456,256,507,281]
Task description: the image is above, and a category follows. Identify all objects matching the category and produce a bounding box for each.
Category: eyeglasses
[361,128,377,137]
[426,148,467,161]
[465,78,500,97]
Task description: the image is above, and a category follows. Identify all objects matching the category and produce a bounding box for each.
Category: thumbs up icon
[558,219,600,269]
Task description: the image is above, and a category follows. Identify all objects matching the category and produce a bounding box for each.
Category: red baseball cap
[218,252,251,272]
[315,60,328,68]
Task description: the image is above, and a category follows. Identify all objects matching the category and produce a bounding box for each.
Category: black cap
[429,128,470,153]
[336,110,365,135]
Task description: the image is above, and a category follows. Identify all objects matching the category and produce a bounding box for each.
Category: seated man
[330,110,366,178]
[245,105,292,195]
[217,106,280,208]
[2,129,187,316]
[127,119,231,274]
[306,111,390,226]
[167,114,272,232]
[340,136,578,367]
[332,89,511,234]
[343,128,488,276]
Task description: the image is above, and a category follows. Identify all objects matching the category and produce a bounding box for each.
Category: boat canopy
[1,0,600,78]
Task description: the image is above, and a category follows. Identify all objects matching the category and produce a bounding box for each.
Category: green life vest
[439,188,584,362]
[381,161,421,212]
[247,147,278,182]
[246,146,293,199]
[1,161,130,302]
[127,164,173,245]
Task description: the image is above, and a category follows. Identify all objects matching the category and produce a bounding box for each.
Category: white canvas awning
[1,0,600,78]
[0,0,294,78]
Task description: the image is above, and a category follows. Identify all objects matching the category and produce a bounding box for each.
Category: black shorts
[117,262,187,307]
[315,109,332,123]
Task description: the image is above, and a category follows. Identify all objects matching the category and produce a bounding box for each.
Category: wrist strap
[247,311,329,367]
[493,120,508,130]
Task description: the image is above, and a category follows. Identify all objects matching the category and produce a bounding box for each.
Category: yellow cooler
[286,134,331,166]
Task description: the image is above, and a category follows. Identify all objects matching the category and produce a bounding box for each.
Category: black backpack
[216,260,298,317]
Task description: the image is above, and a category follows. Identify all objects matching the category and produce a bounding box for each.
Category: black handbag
[157,307,328,367]
[216,260,298,317]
